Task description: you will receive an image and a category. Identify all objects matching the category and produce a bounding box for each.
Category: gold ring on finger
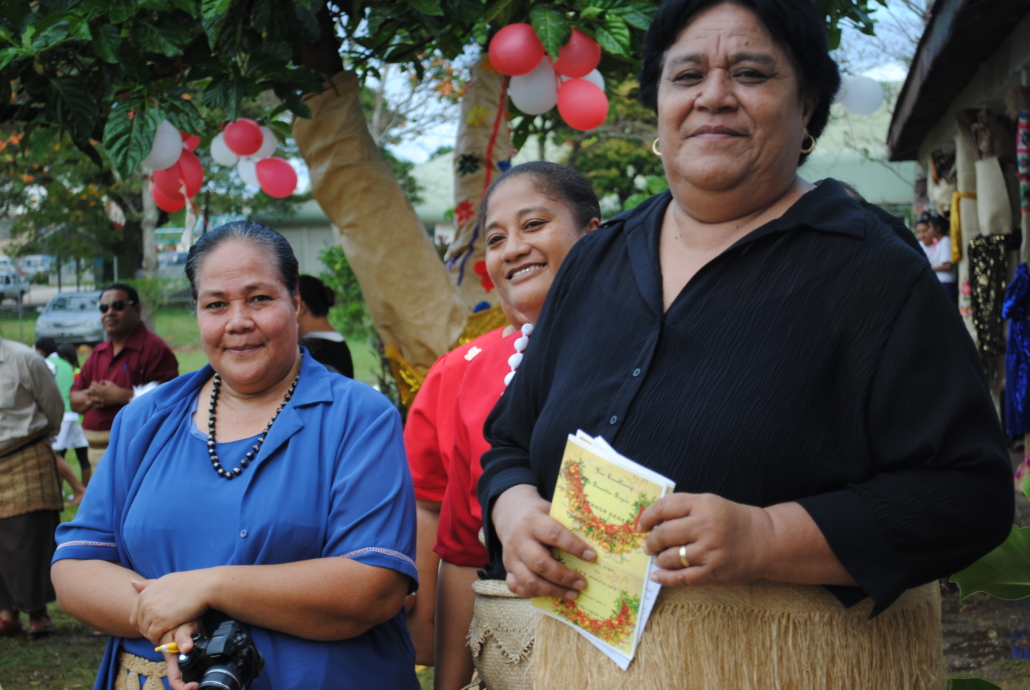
[679,545,689,568]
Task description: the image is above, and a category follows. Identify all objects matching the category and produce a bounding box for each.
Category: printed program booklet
[531,431,676,670]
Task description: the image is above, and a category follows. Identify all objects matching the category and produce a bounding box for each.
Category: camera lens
[197,666,242,690]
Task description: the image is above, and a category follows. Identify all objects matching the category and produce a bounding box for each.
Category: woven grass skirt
[533,580,946,690]
[467,579,538,690]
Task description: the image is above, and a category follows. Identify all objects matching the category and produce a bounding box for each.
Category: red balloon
[151,182,185,213]
[179,131,200,152]
[255,158,297,198]
[177,149,204,197]
[554,29,601,78]
[488,24,545,77]
[557,78,609,131]
[152,162,185,198]
[223,118,263,156]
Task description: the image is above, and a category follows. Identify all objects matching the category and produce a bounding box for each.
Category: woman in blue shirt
[51,221,419,690]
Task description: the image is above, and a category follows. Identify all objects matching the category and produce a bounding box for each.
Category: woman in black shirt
[297,275,354,378]
[478,0,1013,685]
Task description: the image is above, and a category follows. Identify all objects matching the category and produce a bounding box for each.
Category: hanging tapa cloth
[1006,85,1030,484]
[969,233,1020,380]
[1003,263,1030,436]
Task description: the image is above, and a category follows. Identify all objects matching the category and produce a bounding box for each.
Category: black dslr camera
[177,620,265,690]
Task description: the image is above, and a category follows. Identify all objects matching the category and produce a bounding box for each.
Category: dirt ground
[944,584,1030,688]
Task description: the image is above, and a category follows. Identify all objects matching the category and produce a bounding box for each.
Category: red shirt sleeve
[404,355,451,502]
[142,334,179,383]
[71,350,97,392]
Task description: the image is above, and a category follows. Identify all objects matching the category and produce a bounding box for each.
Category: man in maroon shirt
[70,283,178,470]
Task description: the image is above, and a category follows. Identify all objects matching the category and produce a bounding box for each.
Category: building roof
[887,0,1030,161]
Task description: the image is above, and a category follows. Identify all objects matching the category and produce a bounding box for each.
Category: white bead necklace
[504,323,534,386]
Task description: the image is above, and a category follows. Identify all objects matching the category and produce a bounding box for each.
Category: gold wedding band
[679,545,689,568]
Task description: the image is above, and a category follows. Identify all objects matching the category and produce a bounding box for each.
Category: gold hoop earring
[800,134,816,154]
[652,138,662,156]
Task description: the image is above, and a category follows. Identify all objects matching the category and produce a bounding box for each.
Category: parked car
[35,290,104,346]
[158,250,188,279]
[0,270,30,304]
[0,256,19,275]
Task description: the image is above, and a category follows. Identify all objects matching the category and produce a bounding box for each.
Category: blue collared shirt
[54,350,419,689]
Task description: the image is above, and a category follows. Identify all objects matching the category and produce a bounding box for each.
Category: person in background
[35,337,87,504]
[915,212,934,262]
[925,212,956,303]
[70,283,178,472]
[0,336,64,637]
[297,275,354,378]
[55,343,91,486]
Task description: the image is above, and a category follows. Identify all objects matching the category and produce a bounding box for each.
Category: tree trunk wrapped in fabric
[293,71,468,406]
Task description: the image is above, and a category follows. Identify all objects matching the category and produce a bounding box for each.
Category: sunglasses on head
[99,300,136,314]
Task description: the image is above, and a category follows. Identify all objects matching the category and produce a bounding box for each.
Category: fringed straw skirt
[530,580,945,690]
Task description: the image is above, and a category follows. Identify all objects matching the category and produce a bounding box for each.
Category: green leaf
[482,0,520,25]
[108,0,139,24]
[530,5,570,61]
[0,47,27,71]
[137,23,191,57]
[407,0,444,15]
[161,93,206,134]
[245,40,292,78]
[293,4,320,40]
[578,7,603,21]
[171,0,199,17]
[267,119,292,142]
[48,76,99,141]
[91,23,121,62]
[104,100,162,177]
[29,126,58,160]
[201,0,230,20]
[32,22,71,53]
[1022,472,1030,502]
[273,87,312,120]
[611,4,655,31]
[594,14,630,56]
[948,679,1004,690]
[21,25,37,51]
[68,17,92,40]
[950,525,1030,601]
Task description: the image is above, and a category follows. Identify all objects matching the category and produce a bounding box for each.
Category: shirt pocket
[0,380,18,409]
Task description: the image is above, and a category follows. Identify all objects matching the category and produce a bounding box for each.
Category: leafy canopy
[1,0,885,181]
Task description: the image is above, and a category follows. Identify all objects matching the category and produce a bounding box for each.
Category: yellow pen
[154,642,180,654]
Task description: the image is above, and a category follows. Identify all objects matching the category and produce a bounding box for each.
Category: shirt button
[239,530,247,538]
[632,368,641,377]
[610,415,618,425]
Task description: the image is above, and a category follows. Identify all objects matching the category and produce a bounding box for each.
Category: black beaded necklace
[206,372,300,480]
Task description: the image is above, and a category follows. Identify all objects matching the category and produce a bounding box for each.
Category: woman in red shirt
[429,162,600,689]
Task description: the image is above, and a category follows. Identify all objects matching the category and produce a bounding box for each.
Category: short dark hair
[926,212,949,235]
[101,282,140,305]
[479,161,601,231]
[35,336,57,357]
[298,275,336,317]
[57,343,79,369]
[185,221,299,302]
[638,0,841,165]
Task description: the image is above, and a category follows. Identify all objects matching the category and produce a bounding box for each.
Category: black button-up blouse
[478,180,1015,613]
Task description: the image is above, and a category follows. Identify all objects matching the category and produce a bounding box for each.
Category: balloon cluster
[211,118,298,198]
[489,25,608,131]
[835,75,884,116]
[143,119,205,213]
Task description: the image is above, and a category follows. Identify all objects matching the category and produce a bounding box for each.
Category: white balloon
[210,132,239,166]
[840,75,883,115]
[834,76,850,105]
[561,69,605,92]
[252,126,278,160]
[237,158,259,187]
[141,120,182,171]
[509,55,558,115]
